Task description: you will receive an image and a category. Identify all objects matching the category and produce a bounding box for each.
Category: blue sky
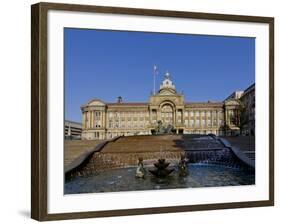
[64,28,255,122]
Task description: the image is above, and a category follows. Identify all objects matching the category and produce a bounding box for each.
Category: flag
[153,65,158,75]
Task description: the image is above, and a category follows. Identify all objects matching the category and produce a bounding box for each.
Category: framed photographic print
[31,2,274,221]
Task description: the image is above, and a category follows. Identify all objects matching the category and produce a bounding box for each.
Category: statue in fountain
[155,120,165,134]
[178,154,189,177]
[149,158,174,178]
[135,157,146,178]
[155,120,175,134]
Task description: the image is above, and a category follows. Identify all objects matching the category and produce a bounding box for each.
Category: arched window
[161,104,174,125]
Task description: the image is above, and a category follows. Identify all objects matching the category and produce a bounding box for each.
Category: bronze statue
[155,120,174,134]
[178,154,189,177]
[149,159,174,178]
[135,157,146,178]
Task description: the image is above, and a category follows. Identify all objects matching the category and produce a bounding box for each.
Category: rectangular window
[213,119,217,126]
[189,120,194,127]
[201,119,206,127]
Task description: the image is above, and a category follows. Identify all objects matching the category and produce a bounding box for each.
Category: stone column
[88,111,91,129]
[199,111,202,129]
[82,112,85,129]
[84,112,87,129]
[188,110,190,130]
[101,111,105,128]
[194,111,196,130]
[92,111,94,128]
[84,112,86,129]
[87,111,90,129]
[99,111,102,128]
[210,110,214,128]
[125,113,127,129]
[225,109,228,125]
[227,110,231,125]
[94,111,96,128]
[89,111,91,129]
[217,110,220,127]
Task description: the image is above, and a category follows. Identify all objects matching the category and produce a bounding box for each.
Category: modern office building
[65,120,82,139]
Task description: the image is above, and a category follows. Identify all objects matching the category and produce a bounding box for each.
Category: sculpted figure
[178,154,189,177]
[155,120,175,134]
[135,157,146,178]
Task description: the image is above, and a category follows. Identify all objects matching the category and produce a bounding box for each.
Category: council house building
[81,72,254,140]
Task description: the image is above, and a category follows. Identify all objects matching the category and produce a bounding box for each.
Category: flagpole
[153,66,156,95]
[153,65,157,95]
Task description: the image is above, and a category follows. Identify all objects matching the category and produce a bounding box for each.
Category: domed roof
[159,72,177,95]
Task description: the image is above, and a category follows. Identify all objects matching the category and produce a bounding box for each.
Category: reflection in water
[65,164,255,194]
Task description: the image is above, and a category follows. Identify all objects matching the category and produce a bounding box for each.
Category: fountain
[149,159,174,178]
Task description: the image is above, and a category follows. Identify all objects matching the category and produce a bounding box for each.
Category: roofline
[65,120,82,125]
[243,83,255,94]
[107,103,148,106]
[224,90,244,101]
[185,102,223,105]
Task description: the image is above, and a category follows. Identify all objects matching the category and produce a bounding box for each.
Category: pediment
[158,87,177,95]
[88,99,106,106]
[224,99,240,106]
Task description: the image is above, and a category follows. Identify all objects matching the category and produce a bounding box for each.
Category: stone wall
[67,151,183,178]
[66,134,254,179]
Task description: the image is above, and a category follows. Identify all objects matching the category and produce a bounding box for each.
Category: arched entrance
[160,104,174,126]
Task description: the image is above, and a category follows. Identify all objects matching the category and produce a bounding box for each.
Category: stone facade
[240,84,255,135]
[81,72,250,140]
